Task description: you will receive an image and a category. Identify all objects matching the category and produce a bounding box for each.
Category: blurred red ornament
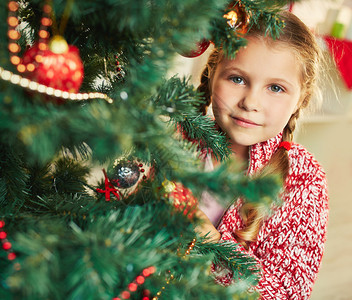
[128,283,138,292]
[3,242,11,250]
[136,275,145,284]
[224,1,250,35]
[179,39,210,58]
[8,252,16,260]
[162,180,198,219]
[22,35,84,103]
[121,291,130,299]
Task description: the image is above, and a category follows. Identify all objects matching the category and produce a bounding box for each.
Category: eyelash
[230,76,285,93]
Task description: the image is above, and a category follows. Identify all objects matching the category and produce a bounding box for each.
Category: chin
[231,135,258,147]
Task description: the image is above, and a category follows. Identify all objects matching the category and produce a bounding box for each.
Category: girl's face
[211,36,302,156]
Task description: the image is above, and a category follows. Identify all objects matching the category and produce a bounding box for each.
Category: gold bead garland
[0,66,114,103]
[183,237,196,258]
[152,238,197,300]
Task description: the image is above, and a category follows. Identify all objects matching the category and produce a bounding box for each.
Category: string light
[0,66,114,103]
[112,266,156,300]
[7,1,20,71]
[0,220,17,261]
[7,0,51,73]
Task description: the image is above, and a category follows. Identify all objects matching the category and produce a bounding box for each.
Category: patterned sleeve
[215,173,329,300]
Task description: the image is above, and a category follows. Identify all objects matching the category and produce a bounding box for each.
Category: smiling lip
[231,116,261,128]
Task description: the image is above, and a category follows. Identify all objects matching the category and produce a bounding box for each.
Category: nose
[238,88,260,112]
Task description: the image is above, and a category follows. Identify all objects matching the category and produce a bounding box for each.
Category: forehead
[217,36,302,86]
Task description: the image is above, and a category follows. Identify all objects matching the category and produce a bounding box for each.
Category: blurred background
[170,0,352,298]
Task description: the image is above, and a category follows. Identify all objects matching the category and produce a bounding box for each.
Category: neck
[230,143,249,164]
[212,143,249,168]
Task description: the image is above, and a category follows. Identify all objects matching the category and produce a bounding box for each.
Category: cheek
[211,85,236,112]
[265,102,297,128]
[211,93,228,114]
[211,99,228,126]
[212,96,225,110]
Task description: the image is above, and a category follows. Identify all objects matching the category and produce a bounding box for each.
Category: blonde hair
[197,11,323,249]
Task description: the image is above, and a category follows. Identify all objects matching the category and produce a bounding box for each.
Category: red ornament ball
[22,35,84,103]
[179,39,210,58]
[162,180,198,219]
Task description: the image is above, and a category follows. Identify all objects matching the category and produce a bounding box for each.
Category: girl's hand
[195,209,221,242]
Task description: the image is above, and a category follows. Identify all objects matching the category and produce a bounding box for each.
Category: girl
[196,10,329,300]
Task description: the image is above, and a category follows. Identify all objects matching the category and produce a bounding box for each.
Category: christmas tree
[0,0,292,299]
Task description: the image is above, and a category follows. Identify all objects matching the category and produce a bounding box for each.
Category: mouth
[231,116,261,128]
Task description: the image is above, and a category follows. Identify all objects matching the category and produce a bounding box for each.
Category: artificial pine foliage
[0,0,294,299]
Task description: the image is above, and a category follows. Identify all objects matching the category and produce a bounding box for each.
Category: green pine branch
[0,0,293,298]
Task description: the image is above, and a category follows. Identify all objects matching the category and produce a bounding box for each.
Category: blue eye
[231,76,244,84]
[270,85,284,93]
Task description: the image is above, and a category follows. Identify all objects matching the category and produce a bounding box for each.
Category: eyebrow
[221,66,244,74]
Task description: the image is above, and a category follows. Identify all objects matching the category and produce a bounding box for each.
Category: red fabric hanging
[324,36,352,90]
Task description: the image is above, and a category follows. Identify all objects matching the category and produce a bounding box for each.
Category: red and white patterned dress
[212,133,329,299]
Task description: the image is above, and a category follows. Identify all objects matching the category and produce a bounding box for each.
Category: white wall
[293,3,352,297]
